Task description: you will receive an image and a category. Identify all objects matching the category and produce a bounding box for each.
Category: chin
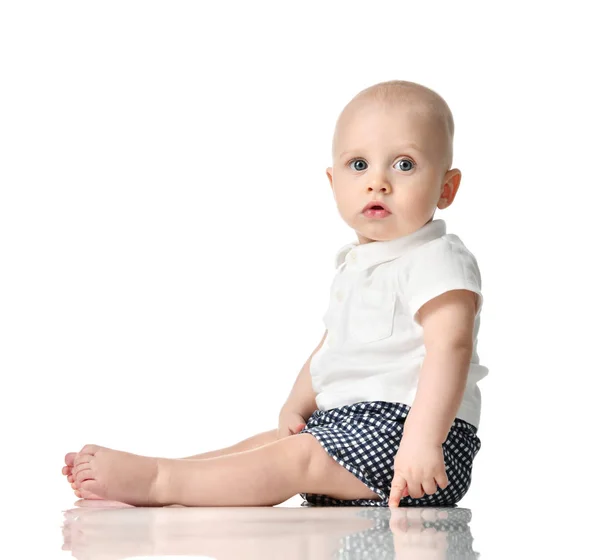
[357,232,387,243]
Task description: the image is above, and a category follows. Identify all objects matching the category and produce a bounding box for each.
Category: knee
[294,433,338,488]
[291,433,322,476]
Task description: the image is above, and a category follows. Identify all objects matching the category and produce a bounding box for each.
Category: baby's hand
[388,434,449,507]
[277,407,307,439]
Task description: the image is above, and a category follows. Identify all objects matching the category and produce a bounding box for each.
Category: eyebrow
[338,144,424,159]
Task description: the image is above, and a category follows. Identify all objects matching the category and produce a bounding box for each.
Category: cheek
[404,190,435,210]
[332,188,356,209]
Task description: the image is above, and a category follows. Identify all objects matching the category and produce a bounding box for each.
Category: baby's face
[327,101,460,244]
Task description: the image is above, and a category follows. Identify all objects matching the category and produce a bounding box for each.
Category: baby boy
[62,80,488,508]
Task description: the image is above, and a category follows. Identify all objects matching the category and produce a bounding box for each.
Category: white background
[1,1,599,558]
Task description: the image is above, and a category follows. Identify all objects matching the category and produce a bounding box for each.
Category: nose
[368,181,391,193]
[366,167,392,193]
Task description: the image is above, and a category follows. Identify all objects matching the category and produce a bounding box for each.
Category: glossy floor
[60,501,477,559]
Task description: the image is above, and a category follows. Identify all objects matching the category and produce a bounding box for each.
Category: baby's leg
[63,428,279,486]
[180,428,280,460]
[70,433,381,506]
[63,428,283,500]
[200,433,382,503]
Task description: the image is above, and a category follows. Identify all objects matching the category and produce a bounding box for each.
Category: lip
[362,200,392,213]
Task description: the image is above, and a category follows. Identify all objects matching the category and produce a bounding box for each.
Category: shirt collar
[335,219,447,271]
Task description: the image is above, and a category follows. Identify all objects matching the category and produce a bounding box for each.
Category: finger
[421,477,438,496]
[389,476,407,507]
[435,471,449,490]
[407,479,425,499]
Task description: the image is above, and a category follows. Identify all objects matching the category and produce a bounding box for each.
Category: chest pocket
[349,288,396,343]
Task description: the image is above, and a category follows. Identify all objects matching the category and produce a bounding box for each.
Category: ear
[437,169,461,209]
[326,167,333,189]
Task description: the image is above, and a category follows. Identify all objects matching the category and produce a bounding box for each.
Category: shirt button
[336,290,343,302]
[350,253,356,261]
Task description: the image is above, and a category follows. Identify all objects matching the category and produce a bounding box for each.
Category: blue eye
[349,159,367,171]
[348,158,415,171]
[395,159,414,171]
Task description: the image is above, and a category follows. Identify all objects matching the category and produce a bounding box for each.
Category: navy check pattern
[299,400,481,507]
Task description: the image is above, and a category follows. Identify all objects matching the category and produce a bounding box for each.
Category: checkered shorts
[298,400,481,507]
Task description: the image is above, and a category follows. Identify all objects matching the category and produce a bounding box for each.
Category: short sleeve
[400,237,484,324]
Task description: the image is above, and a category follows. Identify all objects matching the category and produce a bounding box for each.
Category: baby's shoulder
[395,234,452,265]
[394,234,481,281]
[407,233,476,262]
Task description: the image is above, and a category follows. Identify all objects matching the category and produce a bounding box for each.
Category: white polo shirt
[309,219,489,428]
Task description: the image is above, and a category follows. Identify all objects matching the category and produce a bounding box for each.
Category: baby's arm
[402,289,478,444]
[280,329,327,420]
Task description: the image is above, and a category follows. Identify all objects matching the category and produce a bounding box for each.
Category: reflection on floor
[61,500,479,559]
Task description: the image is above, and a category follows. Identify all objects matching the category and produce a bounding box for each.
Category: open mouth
[363,206,391,219]
[362,200,392,214]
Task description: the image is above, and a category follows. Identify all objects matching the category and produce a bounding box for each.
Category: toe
[73,452,94,474]
[80,480,105,500]
[79,444,100,455]
[74,468,92,485]
[64,452,77,466]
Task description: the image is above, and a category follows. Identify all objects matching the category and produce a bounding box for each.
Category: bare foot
[71,444,163,506]
[63,452,104,500]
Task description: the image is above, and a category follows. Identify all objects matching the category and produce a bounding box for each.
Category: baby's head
[326,80,461,244]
